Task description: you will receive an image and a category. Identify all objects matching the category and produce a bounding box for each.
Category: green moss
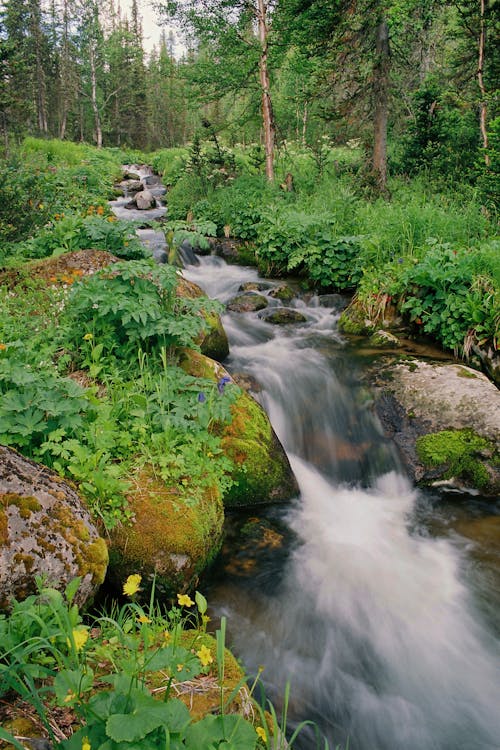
[338,310,371,335]
[0,494,41,519]
[222,393,297,507]
[456,366,478,379]
[109,470,224,597]
[199,311,229,361]
[416,429,494,489]
[80,538,109,584]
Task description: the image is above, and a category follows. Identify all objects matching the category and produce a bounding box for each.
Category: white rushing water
[182,255,500,750]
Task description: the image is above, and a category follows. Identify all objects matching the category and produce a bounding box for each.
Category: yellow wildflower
[64,690,77,703]
[82,738,91,750]
[256,726,267,743]
[163,631,171,643]
[137,615,151,624]
[67,628,88,652]
[177,663,184,672]
[177,593,194,607]
[0,344,6,351]
[202,614,211,626]
[196,644,213,667]
[123,574,141,597]
[96,206,104,215]
[83,332,93,341]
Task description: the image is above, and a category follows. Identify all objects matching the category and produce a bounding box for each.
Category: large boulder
[108,469,224,597]
[177,277,229,361]
[227,293,268,313]
[369,358,500,495]
[260,309,307,325]
[0,446,108,611]
[135,189,156,210]
[179,350,298,508]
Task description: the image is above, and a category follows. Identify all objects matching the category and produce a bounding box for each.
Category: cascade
[182,255,500,750]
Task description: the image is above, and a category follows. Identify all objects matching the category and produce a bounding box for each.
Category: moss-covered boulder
[369,358,500,495]
[260,309,307,325]
[0,446,108,611]
[227,293,268,313]
[177,276,229,361]
[179,350,298,508]
[108,469,224,596]
[368,329,402,348]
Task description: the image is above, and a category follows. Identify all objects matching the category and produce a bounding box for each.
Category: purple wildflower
[217,376,231,394]
[197,392,206,403]
[397,258,404,264]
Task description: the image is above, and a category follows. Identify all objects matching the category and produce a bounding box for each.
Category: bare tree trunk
[372,18,390,195]
[89,43,102,147]
[29,0,48,133]
[478,0,489,165]
[257,0,275,181]
[302,101,308,145]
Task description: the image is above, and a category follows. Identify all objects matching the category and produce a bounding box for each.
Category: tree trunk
[29,0,48,133]
[477,0,489,165]
[89,43,103,147]
[257,0,275,181]
[372,18,390,195]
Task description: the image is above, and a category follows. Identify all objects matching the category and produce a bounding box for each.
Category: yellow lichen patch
[0,494,41,519]
[13,553,35,573]
[0,509,8,546]
[109,468,224,592]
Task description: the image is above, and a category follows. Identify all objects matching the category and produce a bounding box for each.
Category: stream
[181,256,500,750]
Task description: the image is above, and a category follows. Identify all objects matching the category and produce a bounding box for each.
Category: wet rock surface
[227,293,268,313]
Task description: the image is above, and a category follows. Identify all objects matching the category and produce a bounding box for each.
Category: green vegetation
[0,579,262,749]
[416,429,497,490]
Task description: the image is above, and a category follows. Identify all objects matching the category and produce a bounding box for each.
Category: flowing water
[182,255,500,750]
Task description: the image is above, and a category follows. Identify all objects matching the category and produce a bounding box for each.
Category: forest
[0,1,499,749]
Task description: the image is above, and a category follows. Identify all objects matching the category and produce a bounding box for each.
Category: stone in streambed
[0,446,108,611]
[135,189,156,210]
[227,293,268,313]
[268,284,295,302]
[261,308,307,325]
[370,358,500,495]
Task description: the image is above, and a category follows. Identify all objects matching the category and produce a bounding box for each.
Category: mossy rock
[338,307,374,335]
[260,309,306,325]
[268,284,295,302]
[227,293,268,313]
[416,429,499,493]
[368,329,401,348]
[179,350,298,508]
[177,276,229,361]
[0,446,108,612]
[108,468,224,597]
[370,359,500,496]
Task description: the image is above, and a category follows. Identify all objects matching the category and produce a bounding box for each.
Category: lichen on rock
[0,446,108,612]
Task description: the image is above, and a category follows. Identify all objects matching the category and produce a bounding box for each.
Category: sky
[119,0,182,55]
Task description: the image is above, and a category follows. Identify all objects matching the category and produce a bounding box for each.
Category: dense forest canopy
[0,0,498,188]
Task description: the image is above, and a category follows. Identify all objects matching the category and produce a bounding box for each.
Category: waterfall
[182,255,500,750]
